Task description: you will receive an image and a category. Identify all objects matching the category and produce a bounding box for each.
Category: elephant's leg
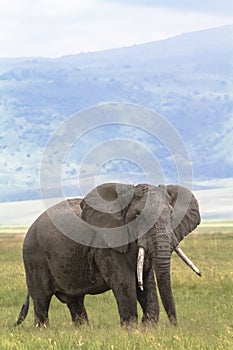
[111,279,138,326]
[95,251,138,326]
[33,293,52,327]
[25,258,54,327]
[66,295,89,325]
[137,268,159,325]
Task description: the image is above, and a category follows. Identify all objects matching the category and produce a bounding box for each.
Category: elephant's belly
[87,284,110,295]
[55,278,110,297]
[51,266,109,297]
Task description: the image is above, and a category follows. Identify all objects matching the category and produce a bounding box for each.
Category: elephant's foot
[121,315,138,329]
[72,315,89,327]
[118,305,138,328]
[169,315,178,326]
[141,312,159,327]
[33,307,50,328]
[35,319,49,328]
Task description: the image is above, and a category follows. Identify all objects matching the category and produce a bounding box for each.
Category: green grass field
[0,222,232,349]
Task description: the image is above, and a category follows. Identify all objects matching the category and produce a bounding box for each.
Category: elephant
[16,183,201,328]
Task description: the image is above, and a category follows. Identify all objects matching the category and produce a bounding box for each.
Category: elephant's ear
[164,185,201,247]
[80,183,134,253]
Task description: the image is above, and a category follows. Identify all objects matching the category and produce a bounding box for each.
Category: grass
[0,226,28,235]
[0,222,232,349]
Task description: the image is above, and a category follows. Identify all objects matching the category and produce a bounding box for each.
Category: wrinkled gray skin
[17,183,200,327]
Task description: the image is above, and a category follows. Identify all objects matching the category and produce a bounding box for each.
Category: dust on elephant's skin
[16,183,200,327]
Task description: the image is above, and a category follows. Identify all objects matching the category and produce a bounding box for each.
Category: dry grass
[0,223,232,349]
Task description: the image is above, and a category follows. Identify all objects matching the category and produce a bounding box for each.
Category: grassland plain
[0,222,232,350]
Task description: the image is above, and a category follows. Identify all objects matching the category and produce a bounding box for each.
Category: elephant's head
[80,182,201,325]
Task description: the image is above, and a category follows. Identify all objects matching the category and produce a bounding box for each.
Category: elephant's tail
[15,293,30,326]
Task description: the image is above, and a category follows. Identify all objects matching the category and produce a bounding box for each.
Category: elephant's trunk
[152,232,177,326]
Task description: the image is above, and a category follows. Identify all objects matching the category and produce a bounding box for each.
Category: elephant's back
[23,198,82,252]
[49,198,82,217]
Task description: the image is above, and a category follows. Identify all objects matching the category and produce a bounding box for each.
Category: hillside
[0,25,233,202]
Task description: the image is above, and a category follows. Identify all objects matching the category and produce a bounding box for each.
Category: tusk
[137,247,145,291]
[174,246,202,277]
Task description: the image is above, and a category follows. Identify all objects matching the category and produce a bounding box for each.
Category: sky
[1,0,233,58]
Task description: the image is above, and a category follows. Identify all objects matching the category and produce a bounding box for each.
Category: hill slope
[0,25,233,202]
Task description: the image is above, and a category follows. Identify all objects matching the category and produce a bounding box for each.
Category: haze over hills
[0,24,233,204]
